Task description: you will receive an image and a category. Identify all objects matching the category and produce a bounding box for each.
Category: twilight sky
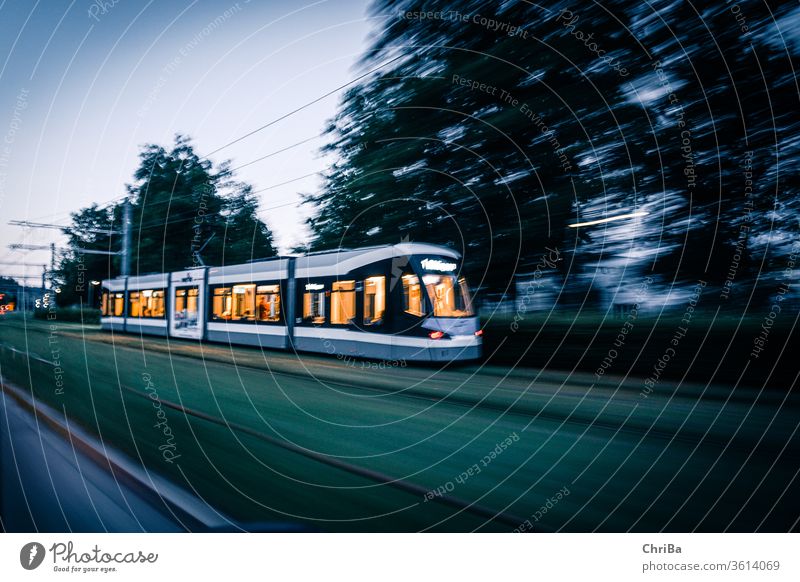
[0,0,373,283]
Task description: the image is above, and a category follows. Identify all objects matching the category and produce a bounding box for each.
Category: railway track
[119,383,529,530]
[0,341,558,531]
[0,340,530,530]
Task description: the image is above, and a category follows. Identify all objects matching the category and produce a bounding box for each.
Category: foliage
[305,0,799,304]
[55,136,278,306]
[126,135,277,273]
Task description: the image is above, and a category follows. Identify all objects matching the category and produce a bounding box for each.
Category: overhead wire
[15,54,401,242]
[202,54,403,159]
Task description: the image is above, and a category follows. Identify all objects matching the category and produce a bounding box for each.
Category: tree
[304,0,669,300]
[304,0,799,307]
[126,135,277,274]
[54,204,118,307]
[55,135,278,306]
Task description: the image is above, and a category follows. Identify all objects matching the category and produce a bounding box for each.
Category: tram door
[170,269,206,339]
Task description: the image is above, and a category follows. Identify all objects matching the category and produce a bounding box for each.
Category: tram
[100,243,481,361]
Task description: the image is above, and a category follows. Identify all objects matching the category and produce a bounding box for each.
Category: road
[0,316,798,532]
[0,383,185,532]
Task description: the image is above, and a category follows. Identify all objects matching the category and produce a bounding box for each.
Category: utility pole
[50,242,55,289]
[121,198,132,276]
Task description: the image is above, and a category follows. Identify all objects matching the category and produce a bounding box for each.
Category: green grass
[1,316,798,531]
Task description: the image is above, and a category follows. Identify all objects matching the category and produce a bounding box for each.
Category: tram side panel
[203,260,289,349]
[289,253,482,362]
[385,268,433,362]
[292,257,400,361]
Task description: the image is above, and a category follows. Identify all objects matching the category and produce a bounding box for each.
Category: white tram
[100,243,481,362]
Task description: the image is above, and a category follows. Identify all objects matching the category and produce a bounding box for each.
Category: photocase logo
[20,542,46,570]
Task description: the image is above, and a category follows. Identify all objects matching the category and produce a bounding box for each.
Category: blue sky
[0,0,373,282]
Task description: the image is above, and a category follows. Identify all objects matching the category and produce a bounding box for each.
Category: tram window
[129,291,141,317]
[149,290,165,317]
[100,291,109,316]
[129,289,165,318]
[231,284,256,321]
[175,287,199,314]
[175,288,186,312]
[422,275,474,317]
[402,275,425,316]
[113,293,124,316]
[303,289,326,324]
[212,287,232,320]
[256,284,281,322]
[330,281,355,325]
[186,287,199,312]
[364,276,385,326]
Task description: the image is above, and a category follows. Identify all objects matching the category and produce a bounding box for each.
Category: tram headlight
[429,331,446,340]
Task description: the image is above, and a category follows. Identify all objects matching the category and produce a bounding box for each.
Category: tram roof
[293,242,460,269]
[102,243,460,285]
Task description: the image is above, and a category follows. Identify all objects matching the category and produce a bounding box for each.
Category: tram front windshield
[422,274,474,317]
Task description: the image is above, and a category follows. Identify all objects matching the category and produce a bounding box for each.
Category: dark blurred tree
[305,0,799,306]
[127,135,277,273]
[623,0,800,305]
[219,186,278,264]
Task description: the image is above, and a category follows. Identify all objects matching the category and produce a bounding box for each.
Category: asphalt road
[0,385,184,532]
[0,316,797,532]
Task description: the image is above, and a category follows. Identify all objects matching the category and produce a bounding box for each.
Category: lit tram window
[364,276,385,326]
[256,285,281,322]
[129,291,141,317]
[175,288,185,311]
[331,280,355,325]
[303,284,326,324]
[231,284,256,321]
[150,290,165,317]
[422,275,474,317]
[113,293,124,316]
[129,289,165,318]
[100,291,109,316]
[212,287,232,320]
[175,287,199,322]
[401,274,425,316]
